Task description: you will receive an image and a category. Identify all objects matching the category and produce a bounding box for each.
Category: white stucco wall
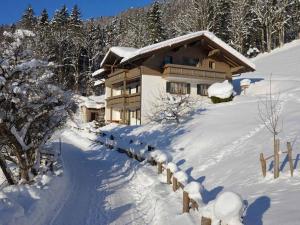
[141,74,166,124]
[112,109,121,121]
[141,75,214,124]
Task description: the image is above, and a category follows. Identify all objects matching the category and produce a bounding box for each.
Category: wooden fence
[260,140,294,178]
[92,131,230,225]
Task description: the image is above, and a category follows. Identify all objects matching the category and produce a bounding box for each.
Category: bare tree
[258,76,283,178]
[148,92,197,124]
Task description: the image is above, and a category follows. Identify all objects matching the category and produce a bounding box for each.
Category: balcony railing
[163,64,227,80]
[106,93,141,108]
[106,67,141,86]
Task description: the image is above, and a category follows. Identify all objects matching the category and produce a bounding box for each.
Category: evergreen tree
[213,0,231,43]
[147,1,166,44]
[20,5,37,30]
[39,9,49,26]
[51,5,69,28]
[69,5,83,27]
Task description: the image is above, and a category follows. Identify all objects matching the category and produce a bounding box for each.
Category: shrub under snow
[214,192,243,225]
[201,191,244,225]
[208,80,233,99]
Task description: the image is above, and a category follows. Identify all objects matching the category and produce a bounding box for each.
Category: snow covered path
[49,129,198,225]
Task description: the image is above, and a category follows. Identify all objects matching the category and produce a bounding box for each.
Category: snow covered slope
[101,39,300,225]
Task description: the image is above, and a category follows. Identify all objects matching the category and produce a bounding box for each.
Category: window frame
[166,82,190,95]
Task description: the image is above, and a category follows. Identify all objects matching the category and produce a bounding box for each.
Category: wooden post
[274,139,280,179]
[287,142,294,177]
[260,153,267,177]
[172,177,178,191]
[157,162,163,174]
[183,191,190,213]
[201,217,212,225]
[190,199,198,210]
[167,168,172,184]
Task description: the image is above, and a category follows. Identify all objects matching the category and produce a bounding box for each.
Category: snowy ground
[0,128,201,225]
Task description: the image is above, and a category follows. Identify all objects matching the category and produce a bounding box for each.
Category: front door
[90,112,97,121]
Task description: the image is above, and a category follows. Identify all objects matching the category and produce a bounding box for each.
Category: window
[166,82,190,94]
[90,112,98,121]
[183,57,199,66]
[163,56,173,65]
[209,61,216,69]
[197,84,210,96]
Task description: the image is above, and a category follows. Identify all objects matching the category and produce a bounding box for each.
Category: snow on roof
[92,68,106,77]
[100,47,138,67]
[119,31,255,70]
[80,95,105,109]
[94,79,105,86]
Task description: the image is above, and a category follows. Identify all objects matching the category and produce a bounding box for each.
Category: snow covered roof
[92,68,106,77]
[120,31,255,70]
[80,95,105,109]
[101,31,255,72]
[100,47,138,67]
[94,79,105,86]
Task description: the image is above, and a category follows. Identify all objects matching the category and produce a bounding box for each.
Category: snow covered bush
[0,29,75,184]
[149,93,196,124]
[208,80,234,104]
[201,191,244,225]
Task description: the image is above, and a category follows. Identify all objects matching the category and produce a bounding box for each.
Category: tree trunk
[0,152,16,185]
[20,167,30,183]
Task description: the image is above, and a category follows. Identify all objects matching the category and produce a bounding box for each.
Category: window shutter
[166,82,171,93]
[197,84,200,95]
[187,83,191,94]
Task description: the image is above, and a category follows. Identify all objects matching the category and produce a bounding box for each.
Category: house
[80,96,105,124]
[100,31,255,125]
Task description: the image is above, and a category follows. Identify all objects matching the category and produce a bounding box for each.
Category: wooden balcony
[163,64,227,80]
[106,67,141,86]
[106,93,141,109]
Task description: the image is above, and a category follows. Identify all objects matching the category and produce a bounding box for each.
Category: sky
[0,0,154,25]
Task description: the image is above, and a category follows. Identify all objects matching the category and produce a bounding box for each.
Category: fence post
[201,217,212,225]
[287,142,294,177]
[172,177,178,191]
[167,168,172,184]
[260,153,266,177]
[274,139,280,179]
[183,191,190,213]
[157,162,163,174]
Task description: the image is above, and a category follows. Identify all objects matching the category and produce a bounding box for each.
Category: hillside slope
[101,40,300,225]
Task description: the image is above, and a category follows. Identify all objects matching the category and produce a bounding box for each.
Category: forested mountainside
[1,0,300,94]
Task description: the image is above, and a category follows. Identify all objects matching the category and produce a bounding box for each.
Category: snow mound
[240,79,251,86]
[214,192,243,225]
[208,80,233,99]
[173,171,188,185]
[184,182,203,206]
[167,162,178,173]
